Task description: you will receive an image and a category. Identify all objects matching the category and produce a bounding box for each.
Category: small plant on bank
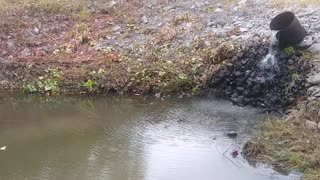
[84,79,97,92]
[83,68,108,93]
[23,67,62,95]
[284,46,295,56]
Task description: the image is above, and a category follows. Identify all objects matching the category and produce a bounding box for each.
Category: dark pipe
[270,12,306,49]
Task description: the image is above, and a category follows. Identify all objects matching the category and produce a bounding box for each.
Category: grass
[272,0,320,7]
[244,101,320,180]
[0,0,87,13]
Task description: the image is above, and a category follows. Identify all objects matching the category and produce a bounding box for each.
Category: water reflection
[0,96,299,180]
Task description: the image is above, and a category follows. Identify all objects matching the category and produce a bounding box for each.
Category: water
[260,30,279,70]
[0,96,300,180]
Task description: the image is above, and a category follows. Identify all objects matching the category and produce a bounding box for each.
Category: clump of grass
[272,0,320,7]
[244,104,320,179]
[0,0,87,14]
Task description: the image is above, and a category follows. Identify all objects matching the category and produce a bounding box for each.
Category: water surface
[0,96,299,180]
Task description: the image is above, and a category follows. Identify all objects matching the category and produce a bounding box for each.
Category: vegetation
[244,101,320,180]
[284,46,296,56]
[23,67,62,95]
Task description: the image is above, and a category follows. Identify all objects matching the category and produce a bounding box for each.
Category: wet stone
[227,131,238,138]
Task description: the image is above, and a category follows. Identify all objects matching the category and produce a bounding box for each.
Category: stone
[109,1,117,8]
[238,0,247,5]
[305,120,318,131]
[33,27,40,35]
[6,41,15,50]
[308,43,320,54]
[21,48,31,57]
[298,36,313,48]
[155,93,161,98]
[142,15,148,24]
[307,74,320,85]
[214,8,224,13]
[112,26,121,32]
[227,131,238,138]
[308,86,320,97]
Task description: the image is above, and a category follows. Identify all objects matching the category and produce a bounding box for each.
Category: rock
[227,131,238,138]
[314,24,320,31]
[238,0,247,5]
[214,8,224,13]
[155,93,161,98]
[308,86,320,97]
[214,29,227,38]
[308,43,320,54]
[112,26,121,32]
[6,41,15,50]
[109,1,117,8]
[307,74,320,85]
[142,15,148,24]
[0,80,9,86]
[21,48,31,57]
[298,36,313,48]
[33,27,40,35]
[306,120,318,131]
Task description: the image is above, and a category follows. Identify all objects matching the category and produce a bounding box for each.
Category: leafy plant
[23,68,62,95]
[284,46,295,56]
[84,79,97,92]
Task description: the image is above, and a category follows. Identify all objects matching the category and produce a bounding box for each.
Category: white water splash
[259,30,278,70]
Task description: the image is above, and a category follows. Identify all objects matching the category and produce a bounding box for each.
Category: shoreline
[1,0,320,178]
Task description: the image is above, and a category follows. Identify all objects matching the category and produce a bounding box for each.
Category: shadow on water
[0,95,300,180]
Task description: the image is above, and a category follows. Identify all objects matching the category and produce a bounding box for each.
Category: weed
[84,79,97,92]
[206,6,215,14]
[23,68,62,95]
[284,46,296,56]
[53,45,73,55]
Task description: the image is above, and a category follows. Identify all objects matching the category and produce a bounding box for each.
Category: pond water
[0,96,299,180]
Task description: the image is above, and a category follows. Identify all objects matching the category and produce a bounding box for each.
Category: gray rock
[109,1,117,8]
[214,8,224,13]
[227,131,237,138]
[307,74,320,85]
[142,15,148,24]
[308,86,320,97]
[112,26,121,32]
[21,48,31,57]
[306,120,318,131]
[6,41,15,50]
[298,36,313,48]
[308,43,320,54]
[238,0,247,5]
[33,27,40,35]
[314,24,320,31]
[0,80,9,86]
[155,93,161,98]
[214,29,227,38]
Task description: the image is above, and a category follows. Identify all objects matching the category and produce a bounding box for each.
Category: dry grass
[272,0,320,7]
[0,0,87,12]
[244,105,320,180]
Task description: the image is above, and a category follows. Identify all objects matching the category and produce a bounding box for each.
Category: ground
[1,0,320,179]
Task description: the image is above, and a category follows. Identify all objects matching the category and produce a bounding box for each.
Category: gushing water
[259,30,279,70]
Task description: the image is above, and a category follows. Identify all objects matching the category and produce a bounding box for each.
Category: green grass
[244,102,320,179]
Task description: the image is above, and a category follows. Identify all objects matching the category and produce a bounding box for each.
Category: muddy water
[0,96,299,180]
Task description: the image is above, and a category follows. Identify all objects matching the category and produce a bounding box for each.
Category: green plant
[284,46,295,56]
[84,79,97,92]
[79,7,90,21]
[206,7,215,14]
[23,68,62,94]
